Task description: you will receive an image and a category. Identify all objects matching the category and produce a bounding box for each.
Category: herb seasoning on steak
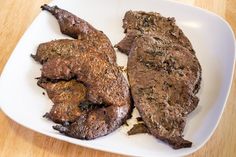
[117,11,202,149]
[128,36,200,149]
[115,11,195,55]
[32,5,132,140]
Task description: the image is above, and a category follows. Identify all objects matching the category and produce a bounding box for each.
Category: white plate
[0,0,235,156]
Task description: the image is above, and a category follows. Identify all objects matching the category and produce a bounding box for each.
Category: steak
[128,36,201,149]
[115,11,194,55]
[32,5,132,139]
[41,52,131,140]
[33,35,118,125]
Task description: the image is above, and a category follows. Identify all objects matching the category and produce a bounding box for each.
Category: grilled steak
[32,5,132,139]
[115,11,194,55]
[41,52,131,140]
[34,4,116,64]
[115,11,201,149]
[53,103,130,139]
[33,36,117,124]
[128,36,200,149]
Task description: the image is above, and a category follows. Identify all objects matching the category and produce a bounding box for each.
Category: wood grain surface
[0,0,235,156]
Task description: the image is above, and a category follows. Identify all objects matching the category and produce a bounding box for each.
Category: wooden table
[0,0,235,156]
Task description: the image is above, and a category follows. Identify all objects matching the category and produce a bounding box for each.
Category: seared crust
[128,123,150,135]
[53,102,131,139]
[41,54,131,107]
[32,31,116,64]
[116,10,202,102]
[128,36,200,148]
[38,80,87,123]
[41,53,132,139]
[116,11,194,55]
[32,5,132,139]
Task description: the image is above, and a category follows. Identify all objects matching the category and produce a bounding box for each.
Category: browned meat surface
[32,6,119,124]
[38,80,87,123]
[128,123,149,135]
[41,4,97,39]
[115,11,194,55]
[33,5,116,64]
[33,40,89,123]
[32,5,132,139]
[32,32,116,65]
[115,11,202,149]
[41,54,131,139]
[115,31,139,55]
[53,102,130,139]
[33,36,117,124]
[128,36,201,149]
[41,54,130,108]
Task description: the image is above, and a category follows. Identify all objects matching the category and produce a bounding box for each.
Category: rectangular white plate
[0,0,235,156]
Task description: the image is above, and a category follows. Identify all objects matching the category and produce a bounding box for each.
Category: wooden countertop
[0,0,235,156]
